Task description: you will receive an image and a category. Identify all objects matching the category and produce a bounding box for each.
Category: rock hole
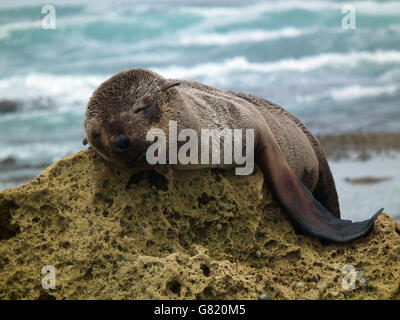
[198,192,215,205]
[200,263,210,277]
[61,241,71,249]
[37,291,56,300]
[211,168,225,175]
[264,239,277,248]
[0,199,20,240]
[124,206,132,213]
[211,168,225,182]
[202,286,214,298]
[167,279,181,295]
[83,267,93,280]
[126,171,147,190]
[147,171,169,191]
[126,171,168,191]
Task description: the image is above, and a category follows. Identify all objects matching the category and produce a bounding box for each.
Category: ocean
[0,0,399,221]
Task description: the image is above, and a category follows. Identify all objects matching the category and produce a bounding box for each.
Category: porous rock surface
[0,148,399,299]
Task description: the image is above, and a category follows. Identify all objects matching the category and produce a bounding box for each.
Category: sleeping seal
[83,68,383,243]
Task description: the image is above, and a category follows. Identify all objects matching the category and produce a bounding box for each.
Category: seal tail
[256,130,384,243]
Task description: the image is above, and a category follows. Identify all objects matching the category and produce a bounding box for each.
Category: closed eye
[135,102,157,113]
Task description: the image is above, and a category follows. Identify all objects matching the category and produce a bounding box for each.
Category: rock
[309,274,320,283]
[328,291,344,299]
[295,282,305,289]
[360,277,370,288]
[0,157,16,166]
[258,293,270,300]
[345,177,392,185]
[318,132,400,161]
[0,148,400,300]
[0,100,19,113]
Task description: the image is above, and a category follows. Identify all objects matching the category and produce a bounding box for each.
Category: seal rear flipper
[295,183,383,242]
[256,136,384,243]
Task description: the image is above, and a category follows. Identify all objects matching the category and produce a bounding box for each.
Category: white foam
[389,25,400,32]
[4,1,396,41]
[3,0,400,16]
[378,68,400,83]
[0,0,144,10]
[180,1,400,18]
[156,50,400,80]
[0,139,82,164]
[297,84,400,103]
[0,20,41,39]
[355,1,400,15]
[329,84,399,102]
[1,0,399,38]
[0,10,144,40]
[0,14,126,40]
[178,27,313,46]
[0,73,105,109]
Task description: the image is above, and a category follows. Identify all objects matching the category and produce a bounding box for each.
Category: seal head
[84,69,181,167]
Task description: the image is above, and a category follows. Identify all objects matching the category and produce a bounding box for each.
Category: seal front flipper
[256,129,384,243]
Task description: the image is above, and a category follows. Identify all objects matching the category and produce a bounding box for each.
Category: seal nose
[113,134,130,149]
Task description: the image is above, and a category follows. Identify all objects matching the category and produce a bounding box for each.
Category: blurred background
[0,0,399,222]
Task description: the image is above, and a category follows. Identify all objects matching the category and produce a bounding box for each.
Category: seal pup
[83,68,383,243]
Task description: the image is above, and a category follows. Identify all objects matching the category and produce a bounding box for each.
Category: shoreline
[318,132,400,161]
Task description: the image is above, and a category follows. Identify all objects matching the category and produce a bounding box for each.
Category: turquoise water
[0,0,399,176]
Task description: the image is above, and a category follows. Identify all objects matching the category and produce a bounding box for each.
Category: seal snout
[113,134,130,150]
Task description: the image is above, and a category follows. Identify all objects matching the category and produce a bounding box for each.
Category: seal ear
[256,125,383,243]
[160,81,180,92]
